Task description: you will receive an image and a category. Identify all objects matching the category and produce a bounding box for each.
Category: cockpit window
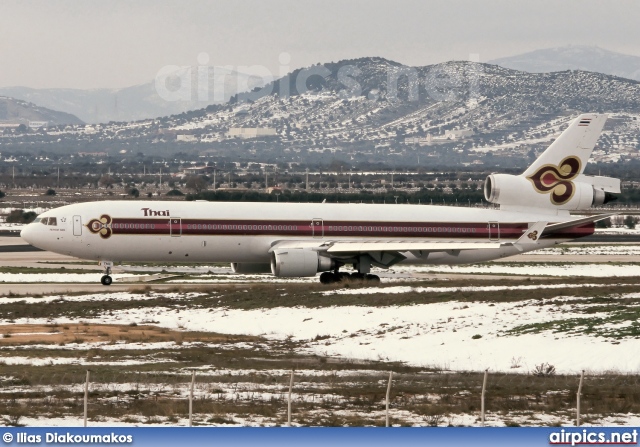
[39,217,57,226]
[34,218,42,223]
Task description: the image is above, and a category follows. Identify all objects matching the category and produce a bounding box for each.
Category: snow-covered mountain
[489,45,640,82]
[0,96,83,125]
[4,58,640,166]
[0,67,271,124]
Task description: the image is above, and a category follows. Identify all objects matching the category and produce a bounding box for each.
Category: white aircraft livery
[21,114,620,285]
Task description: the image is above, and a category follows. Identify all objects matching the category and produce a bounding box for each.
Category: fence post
[287,370,294,427]
[83,370,90,427]
[189,370,195,427]
[577,370,585,426]
[481,369,488,426]
[386,371,393,427]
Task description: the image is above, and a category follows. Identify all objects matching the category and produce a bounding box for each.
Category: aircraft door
[311,218,323,238]
[73,215,82,236]
[488,221,500,241]
[170,218,182,237]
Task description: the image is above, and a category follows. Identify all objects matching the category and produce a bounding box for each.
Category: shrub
[532,363,556,377]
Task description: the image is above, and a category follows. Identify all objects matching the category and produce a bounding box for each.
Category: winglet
[513,221,548,252]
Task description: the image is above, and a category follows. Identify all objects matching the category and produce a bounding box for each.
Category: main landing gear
[319,271,380,285]
[320,255,380,285]
[100,260,113,286]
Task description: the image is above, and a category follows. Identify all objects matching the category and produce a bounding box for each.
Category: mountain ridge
[0,96,83,126]
[0,67,271,124]
[2,57,639,169]
[488,45,640,82]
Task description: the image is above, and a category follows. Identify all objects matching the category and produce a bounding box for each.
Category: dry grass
[0,323,260,346]
[2,277,640,426]
[1,357,639,426]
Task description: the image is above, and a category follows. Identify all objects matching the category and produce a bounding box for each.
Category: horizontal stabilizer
[576,175,621,194]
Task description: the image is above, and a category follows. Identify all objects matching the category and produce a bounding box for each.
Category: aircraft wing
[543,213,616,233]
[269,240,503,254]
[326,241,502,253]
[269,214,615,269]
[270,239,506,269]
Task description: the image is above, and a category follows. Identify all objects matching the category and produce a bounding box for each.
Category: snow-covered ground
[12,412,640,428]
[0,273,141,283]
[595,227,640,235]
[3,290,639,374]
[401,263,640,277]
[526,244,640,255]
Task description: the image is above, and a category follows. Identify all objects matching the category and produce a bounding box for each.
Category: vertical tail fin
[522,113,607,178]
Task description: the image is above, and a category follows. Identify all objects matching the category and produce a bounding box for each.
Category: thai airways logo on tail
[526,156,581,205]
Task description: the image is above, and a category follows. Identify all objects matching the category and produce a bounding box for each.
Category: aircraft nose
[20,224,35,245]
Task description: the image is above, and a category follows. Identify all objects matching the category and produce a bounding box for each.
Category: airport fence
[2,367,640,427]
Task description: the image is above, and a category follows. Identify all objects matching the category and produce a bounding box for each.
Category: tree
[185,175,208,193]
[0,191,5,199]
[624,215,637,229]
[45,189,56,196]
[127,187,140,198]
[6,209,37,223]
[99,175,115,188]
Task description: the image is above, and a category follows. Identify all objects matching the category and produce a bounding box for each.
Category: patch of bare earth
[0,323,257,345]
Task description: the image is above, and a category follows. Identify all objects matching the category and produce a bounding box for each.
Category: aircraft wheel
[365,274,380,284]
[338,272,351,281]
[320,272,338,284]
[351,273,366,281]
[101,275,113,286]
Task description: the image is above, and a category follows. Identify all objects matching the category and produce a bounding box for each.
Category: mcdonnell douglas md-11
[21,114,620,285]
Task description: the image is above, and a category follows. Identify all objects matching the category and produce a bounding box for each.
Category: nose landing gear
[99,260,113,286]
[101,274,112,286]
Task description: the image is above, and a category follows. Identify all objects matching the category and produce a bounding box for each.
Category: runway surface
[0,235,639,296]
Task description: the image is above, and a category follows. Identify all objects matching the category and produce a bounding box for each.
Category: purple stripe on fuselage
[100,218,551,240]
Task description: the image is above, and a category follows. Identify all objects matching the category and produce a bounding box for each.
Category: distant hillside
[489,45,640,81]
[2,57,639,169]
[0,67,271,124]
[0,96,83,125]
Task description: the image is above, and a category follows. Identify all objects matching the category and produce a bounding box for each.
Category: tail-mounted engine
[484,173,619,211]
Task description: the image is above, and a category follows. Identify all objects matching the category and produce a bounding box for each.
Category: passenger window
[48,217,57,226]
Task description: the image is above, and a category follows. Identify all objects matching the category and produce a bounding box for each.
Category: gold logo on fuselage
[86,214,113,239]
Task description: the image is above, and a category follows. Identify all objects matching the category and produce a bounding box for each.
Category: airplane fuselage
[21,200,590,266]
[18,113,615,285]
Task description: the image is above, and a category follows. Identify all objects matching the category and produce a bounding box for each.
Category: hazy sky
[2,0,639,89]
